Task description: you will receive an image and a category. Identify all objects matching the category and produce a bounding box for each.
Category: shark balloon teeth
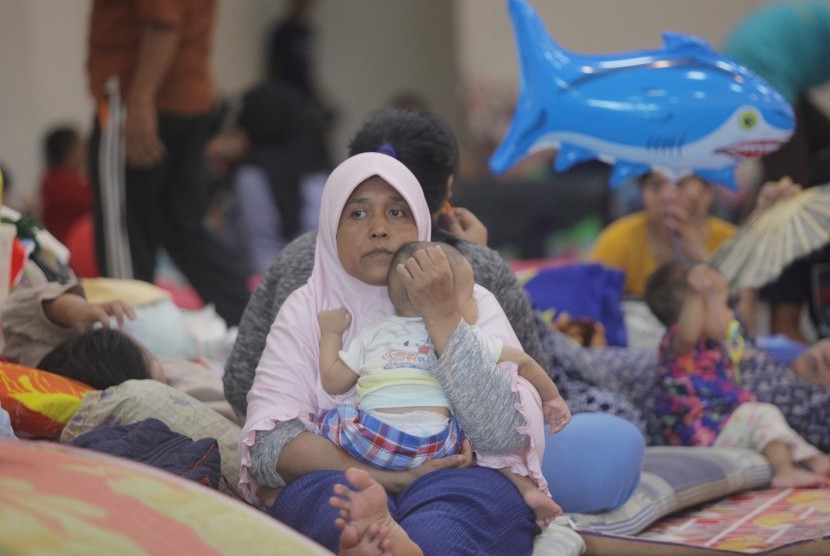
[489,0,795,190]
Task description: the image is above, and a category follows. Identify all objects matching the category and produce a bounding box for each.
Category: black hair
[644,260,691,327]
[348,108,458,215]
[43,126,79,167]
[37,328,152,390]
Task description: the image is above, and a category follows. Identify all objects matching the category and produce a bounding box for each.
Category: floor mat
[583,487,830,555]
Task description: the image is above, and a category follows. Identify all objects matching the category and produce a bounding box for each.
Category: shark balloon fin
[609,162,652,188]
[489,0,574,175]
[661,31,715,54]
[694,167,739,191]
[554,143,598,173]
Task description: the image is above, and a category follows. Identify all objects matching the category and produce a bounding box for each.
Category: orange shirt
[589,211,737,297]
[87,0,216,115]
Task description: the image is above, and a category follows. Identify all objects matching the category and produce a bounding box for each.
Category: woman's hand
[205,129,249,179]
[381,439,474,494]
[754,176,801,215]
[124,98,166,168]
[437,207,488,246]
[661,204,709,263]
[397,246,461,356]
[397,246,456,323]
[790,339,830,388]
[44,293,136,331]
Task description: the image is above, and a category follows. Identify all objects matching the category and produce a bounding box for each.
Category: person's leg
[801,97,830,167]
[715,402,829,488]
[87,114,161,280]
[123,147,168,282]
[156,113,251,326]
[761,99,813,186]
[395,467,538,555]
[87,116,107,274]
[499,468,562,528]
[230,165,285,276]
[740,351,830,452]
[269,470,395,552]
[542,412,645,514]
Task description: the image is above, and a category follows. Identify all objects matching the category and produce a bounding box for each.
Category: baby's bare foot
[523,488,563,529]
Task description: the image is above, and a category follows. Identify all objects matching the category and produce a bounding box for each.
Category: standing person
[645,261,830,487]
[316,241,570,528]
[723,1,830,191]
[222,80,331,278]
[38,125,93,245]
[267,0,335,128]
[85,0,250,326]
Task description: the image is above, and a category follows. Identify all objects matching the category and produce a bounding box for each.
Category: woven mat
[583,487,830,555]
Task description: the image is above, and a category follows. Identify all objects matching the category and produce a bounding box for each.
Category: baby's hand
[542,397,571,434]
[95,300,137,328]
[318,308,351,335]
[687,264,713,293]
[67,299,136,331]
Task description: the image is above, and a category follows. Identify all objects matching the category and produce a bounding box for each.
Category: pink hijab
[240,153,432,497]
[240,153,545,501]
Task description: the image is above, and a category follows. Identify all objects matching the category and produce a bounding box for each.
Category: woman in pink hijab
[241,152,543,553]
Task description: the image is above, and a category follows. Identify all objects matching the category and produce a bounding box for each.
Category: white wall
[0,0,804,206]
[0,0,458,205]
[0,1,92,206]
[455,0,773,86]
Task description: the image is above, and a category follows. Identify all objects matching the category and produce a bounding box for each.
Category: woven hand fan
[711,183,830,289]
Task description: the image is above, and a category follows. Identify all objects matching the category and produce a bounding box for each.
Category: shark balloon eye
[740,111,758,129]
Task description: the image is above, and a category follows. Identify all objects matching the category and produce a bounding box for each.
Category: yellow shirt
[589,211,736,296]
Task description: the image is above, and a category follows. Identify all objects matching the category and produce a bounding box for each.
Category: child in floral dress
[645,261,829,488]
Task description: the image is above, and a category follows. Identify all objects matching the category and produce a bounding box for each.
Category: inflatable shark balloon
[489,0,795,190]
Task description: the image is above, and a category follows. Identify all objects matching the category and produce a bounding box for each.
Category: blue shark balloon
[489,0,795,190]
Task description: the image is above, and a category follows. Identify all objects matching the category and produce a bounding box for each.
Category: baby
[645,261,830,487]
[316,241,571,527]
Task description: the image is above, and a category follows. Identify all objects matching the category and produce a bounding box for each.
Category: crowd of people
[2,1,830,554]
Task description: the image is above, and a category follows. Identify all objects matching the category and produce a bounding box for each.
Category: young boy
[316,241,571,527]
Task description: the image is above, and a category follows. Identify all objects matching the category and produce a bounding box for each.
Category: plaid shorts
[314,404,465,470]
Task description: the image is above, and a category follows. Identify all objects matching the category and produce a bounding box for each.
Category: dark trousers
[762,96,830,187]
[89,111,250,326]
[269,467,538,555]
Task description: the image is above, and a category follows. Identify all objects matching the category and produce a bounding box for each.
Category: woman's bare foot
[523,488,563,529]
[330,468,423,556]
[338,522,393,556]
[771,467,830,488]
